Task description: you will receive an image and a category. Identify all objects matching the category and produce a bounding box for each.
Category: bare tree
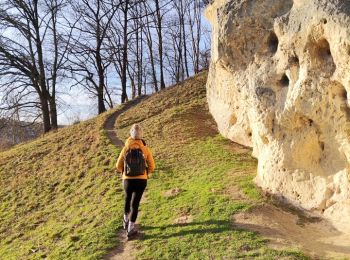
[0,0,71,132]
[164,15,185,84]
[109,0,148,103]
[119,0,130,103]
[141,2,158,92]
[154,0,166,89]
[187,0,202,74]
[68,0,120,113]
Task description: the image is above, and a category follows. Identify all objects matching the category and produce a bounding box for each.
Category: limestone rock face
[205,0,350,231]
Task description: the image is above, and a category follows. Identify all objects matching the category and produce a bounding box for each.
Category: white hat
[130,124,143,139]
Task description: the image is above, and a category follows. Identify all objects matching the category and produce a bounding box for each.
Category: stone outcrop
[205,0,350,231]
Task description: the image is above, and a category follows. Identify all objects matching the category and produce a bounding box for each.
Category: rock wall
[205,0,350,231]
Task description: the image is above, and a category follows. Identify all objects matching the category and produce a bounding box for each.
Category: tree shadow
[140,220,239,240]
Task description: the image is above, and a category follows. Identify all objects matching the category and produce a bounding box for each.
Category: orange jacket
[116,137,155,180]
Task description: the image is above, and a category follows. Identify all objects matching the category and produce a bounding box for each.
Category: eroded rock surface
[205,0,350,231]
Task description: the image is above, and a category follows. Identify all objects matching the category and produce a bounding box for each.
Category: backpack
[124,148,146,176]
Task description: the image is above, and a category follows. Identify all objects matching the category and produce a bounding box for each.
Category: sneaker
[123,219,129,230]
[127,228,138,238]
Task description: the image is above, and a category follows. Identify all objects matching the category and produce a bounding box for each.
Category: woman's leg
[130,179,147,223]
[123,180,133,216]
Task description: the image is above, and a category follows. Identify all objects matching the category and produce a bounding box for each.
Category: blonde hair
[130,124,143,139]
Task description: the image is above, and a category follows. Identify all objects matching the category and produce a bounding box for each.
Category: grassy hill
[0,72,306,259]
[0,110,122,259]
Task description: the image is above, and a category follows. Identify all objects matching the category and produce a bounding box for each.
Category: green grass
[237,174,263,201]
[0,110,124,259]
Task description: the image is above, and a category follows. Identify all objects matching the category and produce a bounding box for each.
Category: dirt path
[234,202,350,259]
[103,96,147,147]
[103,96,147,260]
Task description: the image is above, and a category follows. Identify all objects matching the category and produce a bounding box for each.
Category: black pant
[123,179,147,222]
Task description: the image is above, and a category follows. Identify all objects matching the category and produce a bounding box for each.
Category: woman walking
[116,124,155,237]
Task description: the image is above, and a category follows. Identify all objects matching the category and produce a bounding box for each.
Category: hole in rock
[261,135,269,144]
[286,56,301,84]
[279,74,289,87]
[320,142,325,151]
[321,18,327,24]
[340,88,347,100]
[331,82,349,119]
[330,81,348,102]
[308,119,313,126]
[255,87,276,106]
[248,132,252,137]
[312,38,335,75]
[229,114,237,126]
[289,56,299,65]
[267,31,279,54]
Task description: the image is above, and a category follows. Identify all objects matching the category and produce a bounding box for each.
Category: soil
[163,187,182,197]
[103,225,144,260]
[233,203,350,259]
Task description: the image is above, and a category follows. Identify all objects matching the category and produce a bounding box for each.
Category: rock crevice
[206,0,350,231]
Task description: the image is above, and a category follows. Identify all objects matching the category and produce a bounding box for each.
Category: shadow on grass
[141,220,239,240]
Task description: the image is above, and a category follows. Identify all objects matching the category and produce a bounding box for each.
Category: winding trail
[103,96,147,260]
[104,97,146,147]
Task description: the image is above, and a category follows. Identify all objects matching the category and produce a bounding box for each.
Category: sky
[0,7,212,126]
[58,88,96,125]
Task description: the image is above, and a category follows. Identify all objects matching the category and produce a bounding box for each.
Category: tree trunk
[40,95,51,132]
[49,97,58,129]
[138,21,143,97]
[135,15,141,98]
[121,0,129,103]
[34,2,52,132]
[97,88,106,113]
[143,2,158,92]
[96,65,107,113]
[155,0,165,90]
[50,0,59,129]
[180,0,189,78]
[147,31,158,92]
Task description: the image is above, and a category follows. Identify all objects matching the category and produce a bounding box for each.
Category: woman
[116,124,155,237]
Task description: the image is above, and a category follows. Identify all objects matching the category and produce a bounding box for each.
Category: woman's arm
[116,147,126,173]
[146,148,155,173]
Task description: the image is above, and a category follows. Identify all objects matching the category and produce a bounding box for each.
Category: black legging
[123,179,147,222]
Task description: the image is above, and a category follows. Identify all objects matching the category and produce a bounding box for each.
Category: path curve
[104,96,147,148]
[103,96,148,260]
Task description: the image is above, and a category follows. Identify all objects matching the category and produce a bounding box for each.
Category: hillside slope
[0,110,123,259]
[0,72,307,259]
